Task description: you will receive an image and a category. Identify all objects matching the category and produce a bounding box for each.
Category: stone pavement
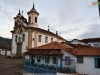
[0,55,27,75]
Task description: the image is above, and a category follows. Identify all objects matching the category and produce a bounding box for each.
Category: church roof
[27,27,67,41]
[27,3,39,15]
[30,3,36,11]
[17,9,21,15]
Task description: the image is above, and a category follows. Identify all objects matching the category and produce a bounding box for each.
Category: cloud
[38,17,49,28]
[2,0,29,7]
[60,28,79,34]
[57,0,84,26]
[71,17,86,24]
[0,5,2,11]
[38,17,58,34]
[91,17,100,21]
[0,0,99,40]
[78,24,100,39]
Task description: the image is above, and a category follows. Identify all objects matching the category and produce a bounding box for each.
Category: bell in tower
[27,3,39,27]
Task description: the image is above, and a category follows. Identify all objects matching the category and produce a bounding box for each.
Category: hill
[0,36,12,50]
[0,36,11,45]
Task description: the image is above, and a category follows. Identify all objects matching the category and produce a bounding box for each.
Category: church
[10,4,66,56]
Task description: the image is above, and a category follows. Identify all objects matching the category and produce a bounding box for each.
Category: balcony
[24,61,76,74]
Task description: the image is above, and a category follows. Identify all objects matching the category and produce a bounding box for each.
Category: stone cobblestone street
[0,55,24,75]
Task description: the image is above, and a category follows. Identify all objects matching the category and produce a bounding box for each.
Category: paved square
[0,55,24,75]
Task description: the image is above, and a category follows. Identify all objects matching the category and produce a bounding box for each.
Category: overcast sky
[0,0,100,40]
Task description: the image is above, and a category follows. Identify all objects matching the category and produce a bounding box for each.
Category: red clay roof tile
[25,42,100,56]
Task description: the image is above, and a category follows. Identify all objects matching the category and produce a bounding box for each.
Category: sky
[0,0,100,40]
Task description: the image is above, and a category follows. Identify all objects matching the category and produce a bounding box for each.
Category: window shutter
[94,58,98,68]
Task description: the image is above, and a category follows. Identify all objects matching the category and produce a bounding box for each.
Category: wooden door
[16,44,22,56]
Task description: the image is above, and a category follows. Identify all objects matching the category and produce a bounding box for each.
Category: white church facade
[10,4,66,56]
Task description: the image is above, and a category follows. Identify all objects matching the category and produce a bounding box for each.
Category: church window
[29,16,31,23]
[51,38,53,42]
[35,17,37,23]
[45,36,48,43]
[15,35,18,42]
[22,34,25,41]
[38,35,41,42]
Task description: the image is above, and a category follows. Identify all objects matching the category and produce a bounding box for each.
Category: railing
[24,61,76,73]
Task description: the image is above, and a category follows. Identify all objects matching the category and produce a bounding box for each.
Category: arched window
[35,17,37,23]
[15,35,18,42]
[22,34,25,41]
[29,16,31,23]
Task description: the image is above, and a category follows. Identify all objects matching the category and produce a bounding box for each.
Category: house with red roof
[70,38,100,48]
[81,38,100,48]
[23,42,100,75]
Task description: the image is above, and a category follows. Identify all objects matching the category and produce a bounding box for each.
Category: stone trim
[34,30,38,47]
[28,30,32,49]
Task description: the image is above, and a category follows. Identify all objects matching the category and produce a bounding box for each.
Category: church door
[16,44,22,56]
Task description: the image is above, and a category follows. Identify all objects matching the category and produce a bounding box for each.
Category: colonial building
[10,4,66,56]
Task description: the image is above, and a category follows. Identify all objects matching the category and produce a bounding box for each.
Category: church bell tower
[27,3,39,27]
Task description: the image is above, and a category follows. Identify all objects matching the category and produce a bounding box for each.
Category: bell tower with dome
[27,3,39,27]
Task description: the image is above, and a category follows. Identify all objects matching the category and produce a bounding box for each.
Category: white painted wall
[71,41,84,45]
[61,50,76,68]
[22,32,28,53]
[76,57,100,75]
[12,34,17,55]
[0,49,11,56]
[35,33,57,47]
[6,51,10,56]
[1,50,5,55]
[71,40,84,45]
